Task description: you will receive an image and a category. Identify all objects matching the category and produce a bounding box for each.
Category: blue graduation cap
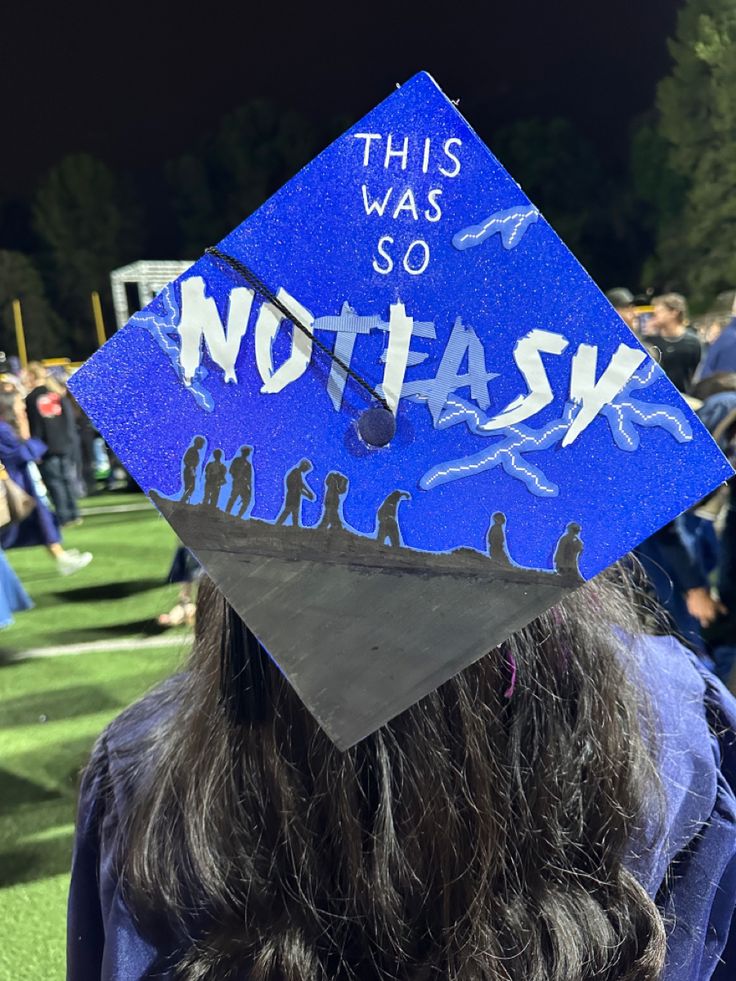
[70,72,732,749]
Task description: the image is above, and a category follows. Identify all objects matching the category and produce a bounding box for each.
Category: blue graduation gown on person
[0,421,61,548]
[635,519,709,655]
[67,636,736,981]
[700,319,736,380]
[0,548,32,626]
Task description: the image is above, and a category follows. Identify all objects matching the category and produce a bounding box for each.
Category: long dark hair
[104,571,666,980]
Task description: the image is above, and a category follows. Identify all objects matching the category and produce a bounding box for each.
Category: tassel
[219,602,271,725]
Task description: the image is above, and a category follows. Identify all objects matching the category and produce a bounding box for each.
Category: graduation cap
[70,72,732,749]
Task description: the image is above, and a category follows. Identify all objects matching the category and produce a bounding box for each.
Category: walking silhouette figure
[276,460,316,527]
[226,446,254,517]
[181,436,205,504]
[553,522,584,579]
[487,512,512,566]
[376,490,411,547]
[203,450,227,508]
[319,472,349,530]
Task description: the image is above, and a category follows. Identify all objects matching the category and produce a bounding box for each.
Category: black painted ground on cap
[152,494,579,749]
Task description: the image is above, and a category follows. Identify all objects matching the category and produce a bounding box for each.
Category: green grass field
[0,494,190,979]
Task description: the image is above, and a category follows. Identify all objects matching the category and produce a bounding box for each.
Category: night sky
[2,0,681,195]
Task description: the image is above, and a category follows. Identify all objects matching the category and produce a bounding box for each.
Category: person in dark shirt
[648,293,702,393]
[606,286,639,335]
[24,362,81,526]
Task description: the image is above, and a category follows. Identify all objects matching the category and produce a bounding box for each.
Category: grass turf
[0,495,189,978]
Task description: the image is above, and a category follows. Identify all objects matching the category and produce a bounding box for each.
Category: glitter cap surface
[70,72,732,748]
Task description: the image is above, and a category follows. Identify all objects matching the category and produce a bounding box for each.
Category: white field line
[79,502,153,515]
[18,823,76,846]
[9,634,192,661]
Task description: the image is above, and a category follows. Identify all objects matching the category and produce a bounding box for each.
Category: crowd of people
[0,357,206,634]
[607,287,736,681]
[0,361,100,627]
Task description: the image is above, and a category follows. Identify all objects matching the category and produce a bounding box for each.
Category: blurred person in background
[692,372,736,402]
[699,290,736,381]
[710,481,736,684]
[607,288,662,360]
[638,385,736,681]
[0,545,32,627]
[635,518,724,659]
[24,361,82,526]
[0,391,92,575]
[70,398,108,497]
[698,315,726,350]
[606,287,639,334]
[695,392,736,682]
[0,364,34,620]
[648,293,701,393]
[157,544,200,628]
[0,369,23,396]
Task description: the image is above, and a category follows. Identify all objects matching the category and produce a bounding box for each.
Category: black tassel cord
[208,247,398,722]
[205,245,391,413]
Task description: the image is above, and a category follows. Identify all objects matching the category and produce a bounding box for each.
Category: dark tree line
[0,0,732,360]
[0,101,347,361]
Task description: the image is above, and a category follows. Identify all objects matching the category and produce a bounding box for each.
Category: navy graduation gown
[68,636,736,980]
